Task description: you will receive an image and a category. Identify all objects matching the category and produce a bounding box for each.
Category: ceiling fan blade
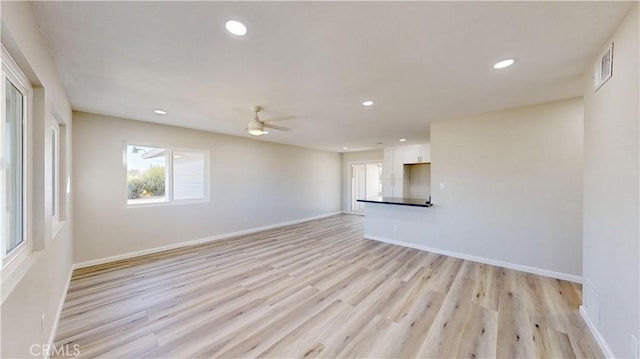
[263,115,295,123]
[263,123,291,131]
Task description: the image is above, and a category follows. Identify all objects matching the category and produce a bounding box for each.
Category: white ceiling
[31,1,634,152]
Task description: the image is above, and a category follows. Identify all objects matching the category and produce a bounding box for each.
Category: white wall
[431,98,584,277]
[0,2,74,358]
[582,4,639,358]
[342,149,384,212]
[73,112,342,263]
[365,98,584,279]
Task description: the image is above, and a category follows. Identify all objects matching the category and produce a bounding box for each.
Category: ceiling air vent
[593,42,613,92]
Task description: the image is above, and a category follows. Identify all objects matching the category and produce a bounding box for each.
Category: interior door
[351,162,382,213]
[352,164,366,212]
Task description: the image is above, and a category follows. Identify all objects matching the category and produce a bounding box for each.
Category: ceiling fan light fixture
[245,105,291,136]
[248,120,265,136]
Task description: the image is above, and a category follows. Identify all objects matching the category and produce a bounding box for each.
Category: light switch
[440,183,446,191]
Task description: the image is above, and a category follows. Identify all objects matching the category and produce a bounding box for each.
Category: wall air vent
[593,42,614,92]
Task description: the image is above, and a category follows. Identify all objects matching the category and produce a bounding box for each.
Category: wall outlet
[439,183,446,191]
[393,224,399,233]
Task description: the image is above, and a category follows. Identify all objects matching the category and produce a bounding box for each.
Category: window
[127,145,167,204]
[51,122,59,222]
[1,46,31,266]
[51,111,67,234]
[126,145,208,205]
[172,151,206,200]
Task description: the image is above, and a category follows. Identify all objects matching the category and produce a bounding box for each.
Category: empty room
[1,1,638,358]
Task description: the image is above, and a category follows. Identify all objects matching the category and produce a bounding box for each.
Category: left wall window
[51,122,59,221]
[1,46,32,266]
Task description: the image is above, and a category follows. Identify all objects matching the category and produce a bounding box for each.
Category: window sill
[125,198,210,209]
[1,247,39,304]
[52,220,66,240]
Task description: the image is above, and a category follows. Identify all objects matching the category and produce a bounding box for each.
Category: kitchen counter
[357,197,433,208]
[357,197,436,251]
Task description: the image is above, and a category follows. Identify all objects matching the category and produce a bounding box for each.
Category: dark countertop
[356,197,433,207]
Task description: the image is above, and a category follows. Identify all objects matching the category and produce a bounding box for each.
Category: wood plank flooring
[54,214,602,358]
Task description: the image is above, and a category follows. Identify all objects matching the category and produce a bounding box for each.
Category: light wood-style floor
[55,214,602,358]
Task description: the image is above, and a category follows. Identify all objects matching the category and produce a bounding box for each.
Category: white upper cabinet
[403,145,420,164]
[418,143,431,163]
[383,144,430,197]
[402,143,431,164]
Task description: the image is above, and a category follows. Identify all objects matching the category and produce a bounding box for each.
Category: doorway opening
[351,162,382,213]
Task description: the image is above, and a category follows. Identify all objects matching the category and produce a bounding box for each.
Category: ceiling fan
[245,105,293,136]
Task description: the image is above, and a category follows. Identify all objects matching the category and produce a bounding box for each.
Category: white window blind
[173,151,205,200]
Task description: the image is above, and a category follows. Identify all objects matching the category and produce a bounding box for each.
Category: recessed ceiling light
[362,100,374,106]
[494,59,515,69]
[342,147,349,150]
[399,138,407,142]
[225,20,247,36]
[153,109,167,115]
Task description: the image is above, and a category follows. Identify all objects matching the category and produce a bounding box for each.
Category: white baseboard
[46,265,73,357]
[580,305,615,358]
[73,212,342,269]
[364,234,582,283]
[345,211,365,216]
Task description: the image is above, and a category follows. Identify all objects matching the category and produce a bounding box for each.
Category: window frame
[1,45,33,270]
[50,121,60,224]
[50,109,68,240]
[124,143,210,208]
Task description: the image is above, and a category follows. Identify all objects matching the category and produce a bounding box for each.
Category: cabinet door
[393,149,404,179]
[382,178,393,197]
[391,180,403,198]
[383,149,394,179]
[418,143,432,163]
[403,145,419,164]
